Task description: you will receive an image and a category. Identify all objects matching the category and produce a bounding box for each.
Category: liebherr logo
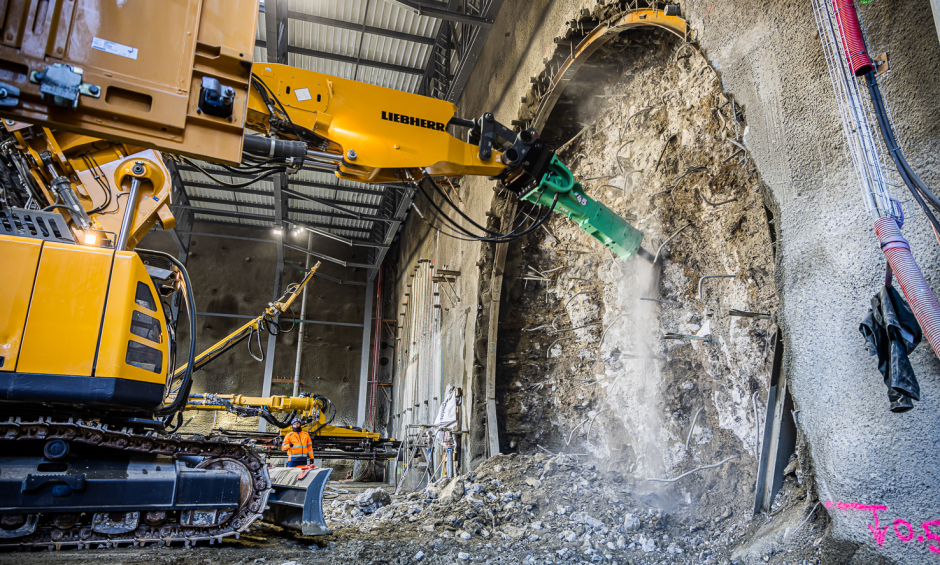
[382,111,446,131]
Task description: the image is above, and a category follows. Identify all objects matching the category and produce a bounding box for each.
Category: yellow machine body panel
[247,64,507,183]
[0,235,42,372]
[16,241,113,376]
[95,251,168,386]
[0,0,258,164]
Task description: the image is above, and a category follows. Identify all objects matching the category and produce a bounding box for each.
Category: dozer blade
[264,467,333,536]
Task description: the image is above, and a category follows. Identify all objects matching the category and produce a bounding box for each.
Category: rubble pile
[320,453,757,564]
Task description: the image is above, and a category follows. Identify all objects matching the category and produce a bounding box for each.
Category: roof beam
[291,179,386,197]
[367,186,415,281]
[288,45,424,76]
[288,11,435,46]
[388,0,495,27]
[176,165,269,180]
[283,187,393,222]
[183,183,382,210]
[185,195,388,225]
[291,222,389,249]
[173,205,373,234]
[283,241,375,269]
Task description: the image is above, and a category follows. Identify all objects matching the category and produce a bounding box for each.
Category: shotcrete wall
[681,0,940,561]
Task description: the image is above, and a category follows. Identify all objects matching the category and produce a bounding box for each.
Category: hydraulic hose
[874,217,940,358]
[828,1,940,358]
[136,249,198,417]
[260,409,297,429]
[832,0,874,76]
[310,394,336,436]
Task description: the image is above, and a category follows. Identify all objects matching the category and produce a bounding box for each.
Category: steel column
[356,279,375,427]
[259,236,285,432]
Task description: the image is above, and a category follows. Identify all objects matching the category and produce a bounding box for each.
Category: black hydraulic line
[80,152,112,215]
[865,74,940,215]
[415,179,557,243]
[415,185,493,239]
[136,250,197,417]
[416,191,541,242]
[413,200,494,242]
[261,408,297,429]
[163,411,183,432]
[179,156,286,188]
[865,72,940,233]
[426,178,504,236]
[310,395,336,436]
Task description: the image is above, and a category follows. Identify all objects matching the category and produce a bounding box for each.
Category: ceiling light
[273,228,283,236]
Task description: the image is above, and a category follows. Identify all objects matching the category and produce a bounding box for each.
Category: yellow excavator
[0,0,651,549]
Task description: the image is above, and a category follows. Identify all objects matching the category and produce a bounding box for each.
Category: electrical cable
[865,73,940,214]
[864,72,940,234]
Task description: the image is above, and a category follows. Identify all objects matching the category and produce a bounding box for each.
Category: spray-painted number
[575,194,588,206]
[826,502,940,554]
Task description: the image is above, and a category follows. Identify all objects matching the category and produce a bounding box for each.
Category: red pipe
[832,0,874,76]
[874,217,940,358]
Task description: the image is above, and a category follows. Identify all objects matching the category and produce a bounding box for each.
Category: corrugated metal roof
[284,0,439,93]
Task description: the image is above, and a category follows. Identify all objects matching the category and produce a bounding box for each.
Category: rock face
[354,488,391,514]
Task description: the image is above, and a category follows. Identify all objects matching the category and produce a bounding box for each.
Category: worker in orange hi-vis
[282,418,314,467]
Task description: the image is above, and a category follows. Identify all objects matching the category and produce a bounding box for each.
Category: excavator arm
[241,63,646,259]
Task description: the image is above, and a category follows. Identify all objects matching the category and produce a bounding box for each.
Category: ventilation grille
[0,208,75,243]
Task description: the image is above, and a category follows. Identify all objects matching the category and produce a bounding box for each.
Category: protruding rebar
[697,274,736,301]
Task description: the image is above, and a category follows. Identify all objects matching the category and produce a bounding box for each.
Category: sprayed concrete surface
[678,0,940,562]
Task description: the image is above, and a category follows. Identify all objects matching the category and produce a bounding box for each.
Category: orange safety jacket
[282,430,313,461]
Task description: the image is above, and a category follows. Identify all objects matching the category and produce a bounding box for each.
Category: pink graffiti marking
[894,519,914,542]
[826,502,940,554]
[826,502,890,546]
[924,520,940,554]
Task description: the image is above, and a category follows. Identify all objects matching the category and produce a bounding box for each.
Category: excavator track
[0,416,271,550]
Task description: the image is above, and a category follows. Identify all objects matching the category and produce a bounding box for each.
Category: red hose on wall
[874,217,940,358]
[832,0,874,76]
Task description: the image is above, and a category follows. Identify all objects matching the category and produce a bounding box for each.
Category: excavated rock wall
[496,27,780,537]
